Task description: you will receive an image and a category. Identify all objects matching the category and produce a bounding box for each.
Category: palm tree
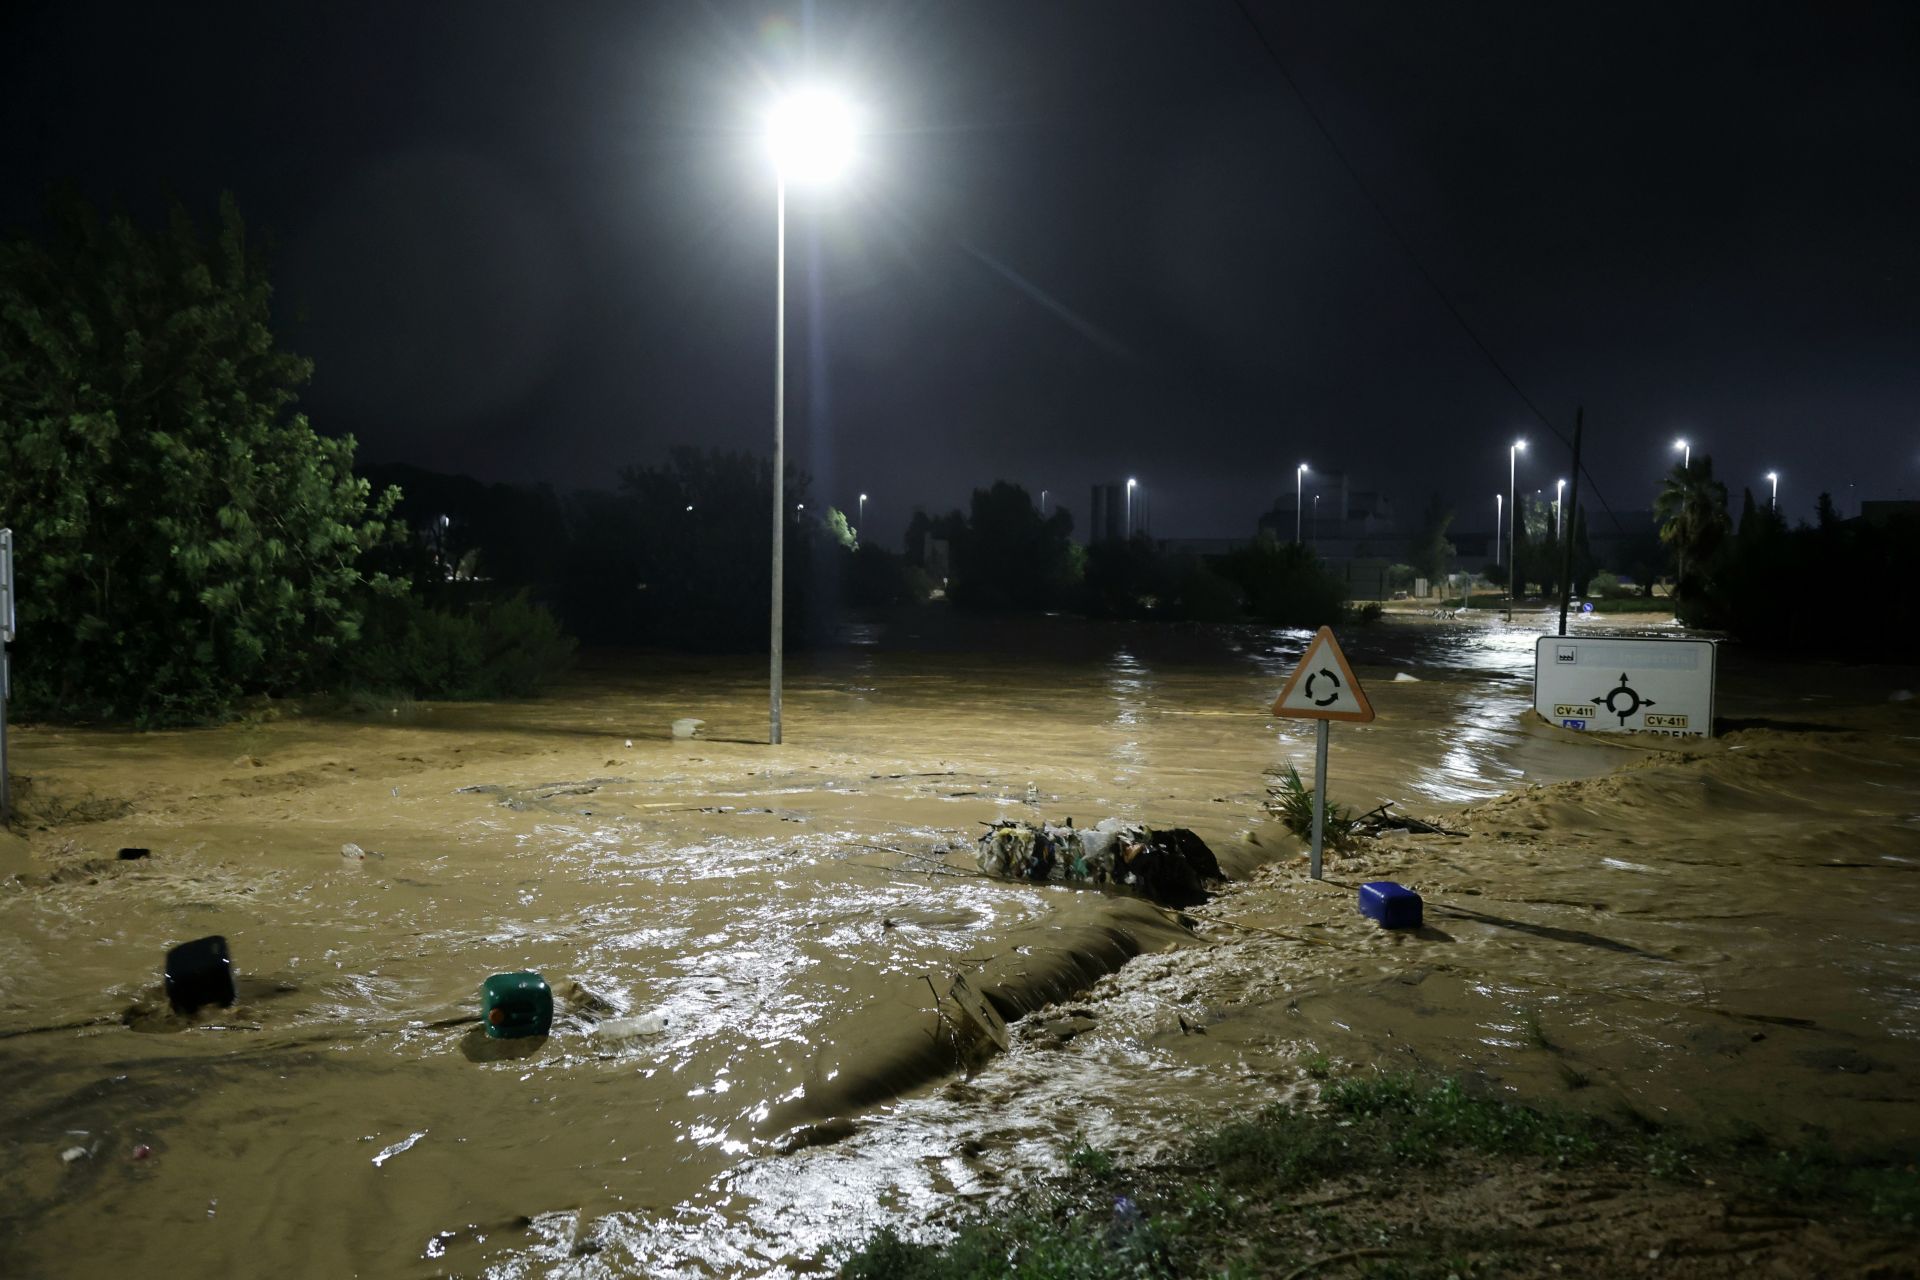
[1654,455,1732,598]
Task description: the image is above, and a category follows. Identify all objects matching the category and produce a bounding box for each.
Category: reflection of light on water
[1106,648,1148,784]
[20,611,1812,1280]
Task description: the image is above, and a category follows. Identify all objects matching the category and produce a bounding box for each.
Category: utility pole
[1557,409,1584,637]
[1,529,13,826]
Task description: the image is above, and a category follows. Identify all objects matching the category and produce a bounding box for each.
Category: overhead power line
[1229,0,1628,533]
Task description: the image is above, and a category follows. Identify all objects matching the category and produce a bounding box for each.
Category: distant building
[1258,470,1395,542]
[1089,481,1147,542]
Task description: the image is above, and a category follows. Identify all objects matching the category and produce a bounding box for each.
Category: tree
[824,506,857,550]
[1653,456,1731,599]
[1216,532,1347,626]
[0,194,401,722]
[946,482,1079,612]
[1515,493,1557,597]
[614,446,818,649]
[1407,494,1456,585]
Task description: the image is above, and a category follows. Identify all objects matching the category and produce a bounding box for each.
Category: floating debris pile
[975,817,1221,907]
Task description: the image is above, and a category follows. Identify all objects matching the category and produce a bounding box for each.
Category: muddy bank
[1,613,1915,1277]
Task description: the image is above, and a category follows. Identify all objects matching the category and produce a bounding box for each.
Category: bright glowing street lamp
[1312,493,1320,550]
[1494,493,1503,565]
[1673,437,1690,469]
[1554,478,1566,540]
[1766,471,1779,511]
[858,492,867,529]
[1295,463,1309,544]
[764,87,857,746]
[1125,477,1138,537]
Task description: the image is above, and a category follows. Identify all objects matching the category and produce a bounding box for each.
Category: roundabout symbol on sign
[1592,672,1655,726]
[1304,668,1341,707]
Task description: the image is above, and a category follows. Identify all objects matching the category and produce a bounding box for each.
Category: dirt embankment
[841,703,1920,1275]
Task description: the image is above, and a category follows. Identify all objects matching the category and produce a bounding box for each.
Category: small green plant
[1264,764,1358,851]
[1067,1143,1115,1178]
[1302,1053,1332,1080]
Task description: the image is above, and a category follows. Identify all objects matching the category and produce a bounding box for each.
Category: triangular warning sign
[1271,626,1375,723]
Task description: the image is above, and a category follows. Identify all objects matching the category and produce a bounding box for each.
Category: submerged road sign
[1271,627,1375,723]
[1270,627,1375,882]
[1534,636,1717,738]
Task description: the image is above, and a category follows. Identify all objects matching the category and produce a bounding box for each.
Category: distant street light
[765,86,858,746]
[1295,463,1309,544]
[1673,437,1690,469]
[1766,470,1779,511]
[1126,477,1137,537]
[1495,493,1503,566]
[1508,439,1526,606]
[1040,488,1049,516]
[1555,478,1566,541]
[1312,493,1320,550]
[858,492,867,529]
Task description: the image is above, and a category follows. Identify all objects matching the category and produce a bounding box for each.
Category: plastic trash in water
[671,718,705,740]
[481,972,553,1039]
[164,936,236,1015]
[591,1011,668,1039]
[1358,881,1424,929]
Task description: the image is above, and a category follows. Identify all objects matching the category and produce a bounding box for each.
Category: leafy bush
[343,592,575,700]
[1215,533,1347,627]
[0,194,402,724]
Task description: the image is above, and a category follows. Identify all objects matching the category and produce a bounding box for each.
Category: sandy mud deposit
[0,615,1914,1276]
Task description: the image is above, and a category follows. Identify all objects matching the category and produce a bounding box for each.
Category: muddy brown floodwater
[1,611,1916,1277]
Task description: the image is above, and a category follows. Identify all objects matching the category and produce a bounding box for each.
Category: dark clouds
[4,1,1915,540]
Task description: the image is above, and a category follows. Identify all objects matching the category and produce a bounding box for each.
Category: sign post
[1,528,12,827]
[1270,626,1375,879]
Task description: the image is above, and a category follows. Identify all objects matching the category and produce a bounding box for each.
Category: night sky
[5,1,1916,543]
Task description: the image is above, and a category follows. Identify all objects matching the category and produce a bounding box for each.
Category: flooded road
[2,611,1915,1277]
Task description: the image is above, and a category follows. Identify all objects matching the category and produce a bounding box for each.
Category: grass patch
[837,1073,1918,1278]
[1319,1075,1599,1166]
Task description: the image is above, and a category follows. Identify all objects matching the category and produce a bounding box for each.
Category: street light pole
[1295,463,1308,544]
[1040,488,1049,516]
[770,172,787,745]
[1495,493,1502,566]
[1508,440,1526,610]
[765,87,855,747]
[1312,493,1320,551]
[1674,437,1689,469]
[1767,471,1778,512]
[1555,478,1565,540]
[858,492,867,530]
[1125,477,1137,537]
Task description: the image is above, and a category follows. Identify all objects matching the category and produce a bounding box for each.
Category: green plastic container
[481,971,552,1039]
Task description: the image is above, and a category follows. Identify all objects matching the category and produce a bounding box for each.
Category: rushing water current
[1,610,1915,1277]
